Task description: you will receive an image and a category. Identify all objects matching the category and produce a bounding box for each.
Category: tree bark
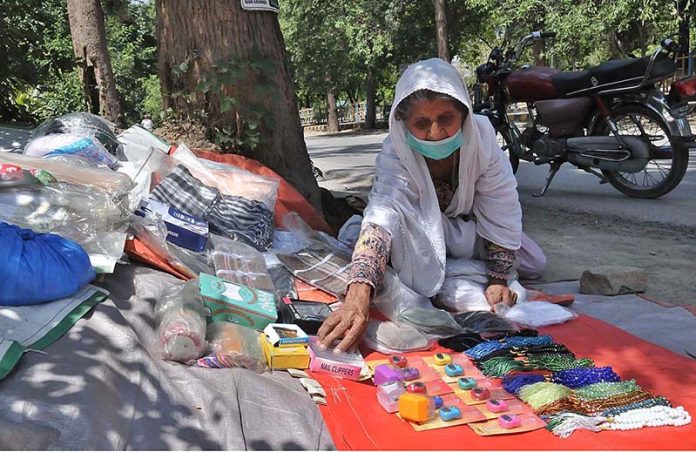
[156,0,322,210]
[364,66,376,129]
[433,0,449,61]
[66,0,124,127]
[677,0,690,59]
[326,88,339,133]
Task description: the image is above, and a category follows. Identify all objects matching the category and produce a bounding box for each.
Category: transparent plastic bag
[0,182,130,273]
[24,134,119,169]
[174,143,279,212]
[31,112,122,155]
[0,152,133,195]
[199,321,267,372]
[504,301,578,328]
[210,234,276,294]
[361,320,432,354]
[154,279,208,363]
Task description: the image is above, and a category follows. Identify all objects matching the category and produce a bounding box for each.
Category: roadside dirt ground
[522,203,696,307]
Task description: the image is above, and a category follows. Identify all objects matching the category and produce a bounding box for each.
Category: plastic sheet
[202,321,267,372]
[0,222,95,306]
[154,279,208,363]
[32,112,122,155]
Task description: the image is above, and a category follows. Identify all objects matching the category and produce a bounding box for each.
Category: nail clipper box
[199,273,277,330]
[307,337,364,381]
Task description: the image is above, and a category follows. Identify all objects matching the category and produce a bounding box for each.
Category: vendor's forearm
[485,240,516,283]
[347,222,391,291]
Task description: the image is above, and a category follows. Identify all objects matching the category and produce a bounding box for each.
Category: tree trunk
[156,0,322,210]
[326,88,339,133]
[432,0,449,61]
[66,0,124,127]
[364,66,376,129]
[677,0,690,68]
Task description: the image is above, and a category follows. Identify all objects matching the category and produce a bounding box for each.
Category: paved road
[306,131,696,229]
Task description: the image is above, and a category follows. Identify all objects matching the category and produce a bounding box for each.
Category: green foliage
[168,53,280,153]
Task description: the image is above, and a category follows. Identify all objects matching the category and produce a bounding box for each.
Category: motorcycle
[473,31,696,198]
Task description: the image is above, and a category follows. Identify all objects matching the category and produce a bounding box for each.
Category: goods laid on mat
[362,330,691,437]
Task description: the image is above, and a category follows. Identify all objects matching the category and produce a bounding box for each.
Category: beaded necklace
[479,356,528,377]
[511,343,573,357]
[518,382,573,410]
[502,374,546,395]
[602,396,671,417]
[575,380,639,401]
[525,353,594,371]
[601,406,691,430]
[551,366,620,389]
[579,390,654,414]
[465,335,554,361]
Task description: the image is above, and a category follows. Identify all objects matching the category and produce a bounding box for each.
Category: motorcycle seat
[552,53,675,97]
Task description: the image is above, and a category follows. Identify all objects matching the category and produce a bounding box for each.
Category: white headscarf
[362,58,522,297]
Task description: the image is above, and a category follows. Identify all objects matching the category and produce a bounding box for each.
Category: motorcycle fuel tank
[505,66,559,102]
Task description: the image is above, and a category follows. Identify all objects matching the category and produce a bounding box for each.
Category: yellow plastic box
[260,333,310,370]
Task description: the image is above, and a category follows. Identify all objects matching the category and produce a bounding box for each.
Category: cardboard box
[263,323,309,348]
[135,199,209,252]
[199,273,277,330]
[260,333,310,370]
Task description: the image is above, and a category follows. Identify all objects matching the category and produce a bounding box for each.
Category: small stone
[579,266,648,295]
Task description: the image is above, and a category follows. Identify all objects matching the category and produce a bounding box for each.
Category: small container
[389,355,408,368]
[498,414,522,429]
[373,364,404,386]
[458,377,477,390]
[377,381,405,413]
[398,393,435,423]
[433,352,451,366]
[401,367,421,381]
[486,399,508,413]
[472,386,491,401]
[406,382,427,394]
[444,363,463,377]
[439,406,462,422]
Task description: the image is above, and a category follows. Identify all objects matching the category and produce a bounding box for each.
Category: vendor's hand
[484,282,517,312]
[317,283,371,353]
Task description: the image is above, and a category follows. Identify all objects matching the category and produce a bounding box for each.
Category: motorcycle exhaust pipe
[566,136,650,173]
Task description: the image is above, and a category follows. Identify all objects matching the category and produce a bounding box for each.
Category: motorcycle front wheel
[496,128,521,174]
[596,104,690,199]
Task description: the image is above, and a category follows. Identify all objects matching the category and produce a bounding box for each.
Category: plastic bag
[504,301,578,328]
[31,112,122,155]
[117,124,171,162]
[0,182,130,273]
[361,320,432,354]
[0,152,133,195]
[154,279,208,363]
[174,143,279,212]
[372,268,464,338]
[198,321,267,372]
[24,134,119,169]
[0,222,95,306]
[452,311,519,334]
[210,234,276,294]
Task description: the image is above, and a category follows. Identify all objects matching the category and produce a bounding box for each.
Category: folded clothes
[208,195,274,250]
[276,245,351,297]
[150,165,220,219]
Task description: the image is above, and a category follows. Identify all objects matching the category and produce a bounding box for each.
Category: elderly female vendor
[318,58,546,352]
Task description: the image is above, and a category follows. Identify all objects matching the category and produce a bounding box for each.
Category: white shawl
[362,58,522,297]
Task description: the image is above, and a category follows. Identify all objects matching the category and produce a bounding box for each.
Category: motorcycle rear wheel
[496,129,521,174]
[597,104,690,199]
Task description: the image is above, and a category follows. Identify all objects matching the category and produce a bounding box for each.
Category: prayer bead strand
[602,396,671,417]
[551,366,621,389]
[518,382,573,410]
[601,406,691,430]
[502,374,546,395]
[575,380,640,401]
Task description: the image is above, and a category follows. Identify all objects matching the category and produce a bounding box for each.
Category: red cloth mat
[310,314,696,450]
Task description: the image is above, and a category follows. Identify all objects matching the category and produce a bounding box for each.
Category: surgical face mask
[406,130,463,160]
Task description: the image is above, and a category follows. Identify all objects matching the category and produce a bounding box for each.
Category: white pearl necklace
[602,406,691,431]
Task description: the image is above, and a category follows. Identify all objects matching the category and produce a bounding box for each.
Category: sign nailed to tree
[240,0,279,13]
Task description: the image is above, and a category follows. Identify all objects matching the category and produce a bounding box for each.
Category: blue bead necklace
[551,366,621,389]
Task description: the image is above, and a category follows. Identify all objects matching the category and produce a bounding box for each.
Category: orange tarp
[311,314,696,450]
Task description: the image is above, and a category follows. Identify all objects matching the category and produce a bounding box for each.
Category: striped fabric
[151,165,220,219]
[208,195,274,251]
